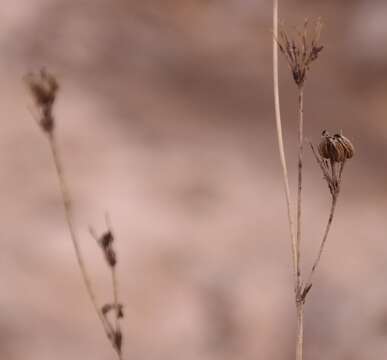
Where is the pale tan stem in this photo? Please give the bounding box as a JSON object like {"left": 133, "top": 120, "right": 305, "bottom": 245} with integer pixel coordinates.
{"left": 48, "top": 133, "right": 121, "bottom": 359}
{"left": 296, "top": 87, "right": 304, "bottom": 288}
{"left": 296, "top": 303, "right": 304, "bottom": 360}
{"left": 305, "top": 194, "right": 338, "bottom": 289}
{"left": 273, "top": 0, "right": 298, "bottom": 289}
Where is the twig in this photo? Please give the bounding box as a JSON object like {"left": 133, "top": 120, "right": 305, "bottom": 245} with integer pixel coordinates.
{"left": 273, "top": 0, "right": 298, "bottom": 290}
{"left": 47, "top": 132, "right": 114, "bottom": 341}
{"left": 273, "top": 3, "right": 303, "bottom": 359}
{"left": 305, "top": 193, "right": 338, "bottom": 290}
{"left": 24, "top": 69, "right": 123, "bottom": 359}
{"left": 296, "top": 87, "right": 304, "bottom": 288}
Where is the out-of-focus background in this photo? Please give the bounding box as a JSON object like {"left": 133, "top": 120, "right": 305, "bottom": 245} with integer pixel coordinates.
{"left": 1, "top": 1, "right": 387, "bottom": 359}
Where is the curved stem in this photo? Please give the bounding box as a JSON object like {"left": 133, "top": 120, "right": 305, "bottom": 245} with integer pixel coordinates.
{"left": 305, "top": 194, "right": 338, "bottom": 288}
{"left": 273, "top": 0, "right": 298, "bottom": 290}
{"left": 48, "top": 133, "right": 121, "bottom": 359}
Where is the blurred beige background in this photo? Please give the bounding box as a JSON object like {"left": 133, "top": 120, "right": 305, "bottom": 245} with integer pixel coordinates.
{"left": 1, "top": 1, "right": 387, "bottom": 359}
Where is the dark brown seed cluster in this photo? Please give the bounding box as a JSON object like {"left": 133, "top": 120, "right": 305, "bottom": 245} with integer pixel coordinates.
{"left": 101, "top": 302, "right": 124, "bottom": 354}
{"left": 311, "top": 130, "right": 354, "bottom": 197}
{"left": 318, "top": 131, "right": 355, "bottom": 163}
{"left": 97, "top": 230, "right": 117, "bottom": 267}
{"left": 276, "top": 18, "right": 324, "bottom": 87}
{"left": 25, "top": 69, "right": 59, "bottom": 133}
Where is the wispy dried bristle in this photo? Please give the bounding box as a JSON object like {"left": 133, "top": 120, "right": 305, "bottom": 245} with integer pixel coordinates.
{"left": 276, "top": 18, "right": 324, "bottom": 87}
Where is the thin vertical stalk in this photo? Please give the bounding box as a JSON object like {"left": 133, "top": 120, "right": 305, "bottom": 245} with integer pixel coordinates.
{"left": 296, "top": 87, "right": 304, "bottom": 289}
{"left": 273, "top": 2, "right": 304, "bottom": 359}
{"left": 296, "top": 304, "right": 304, "bottom": 360}
{"left": 273, "top": 0, "right": 298, "bottom": 289}
{"left": 112, "top": 268, "right": 121, "bottom": 336}
{"left": 47, "top": 132, "right": 121, "bottom": 360}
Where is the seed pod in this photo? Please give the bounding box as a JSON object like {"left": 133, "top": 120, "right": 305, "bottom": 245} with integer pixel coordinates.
{"left": 331, "top": 137, "right": 347, "bottom": 162}
{"left": 333, "top": 134, "right": 354, "bottom": 159}
{"left": 318, "top": 131, "right": 354, "bottom": 163}
{"left": 318, "top": 132, "right": 342, "bottom": 162}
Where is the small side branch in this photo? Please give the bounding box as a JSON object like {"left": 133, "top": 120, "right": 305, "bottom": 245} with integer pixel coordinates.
{"left": 48, "top": 133, "right": 114, "bottom": 342}
{"left": 305, "top": 193, "right": 338, "bottom": 290}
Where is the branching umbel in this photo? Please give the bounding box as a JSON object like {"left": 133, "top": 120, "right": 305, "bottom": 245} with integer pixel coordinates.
{"left": 25, "top": 69, "right": 124, "bottom": 359}
{"left": 276, "top": 18, "right": 323, "bottom": 89}
{"left": 305, "top": 131, "right": 354, "bottom": 291}
{"left": 272, "top": 7, "right": 355, "bottom": 360}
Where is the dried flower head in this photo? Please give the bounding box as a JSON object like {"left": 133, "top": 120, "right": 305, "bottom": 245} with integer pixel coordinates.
{"left": 318, "top": 130, "right": 355, "bottom": 163}
{"left": 276, "top": 18, "right": 324, "bottom": 87}
{"left": 311, "top": 130, "right": 354, "bottom": 196}
{"left": 25, "top": 68, "right": 59, "bottom": 133}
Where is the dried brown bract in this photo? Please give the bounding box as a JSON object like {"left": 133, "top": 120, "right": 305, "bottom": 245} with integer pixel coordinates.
{"left": 25, "top": 68, "right": 59, "bottom": 133}
{"left": 97, "top": 230, "right": 117, "bottom": 267}
{"left": 276, "top": 18, "right": 323, "bottom": 87}
{"left": 102, "top": 303, "right": 124, "bottom": 318}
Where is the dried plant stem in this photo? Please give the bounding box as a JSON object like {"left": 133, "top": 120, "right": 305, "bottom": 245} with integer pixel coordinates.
{"left": 273, "top": 2, "right": 304, "bottom": 359}
{"left": 47, "top": 133, "right": 121, "bottom": 359}
{"left": 296, "top": 304, "right": 304, "bottom": 360}
{"left": 296, "top": 87, "right": 304, "bottom": 288}
{"left": 305, "top": 194, "right": 338, "bottom": 289}
{"left": 112, "top": 267, "right": 121, "bottom": 336}
{"left": 112, "top": 267, "right": 122, "bottom": 359}
{"left": 273, "top": 0, "right": 298, "bottom": 287}
{"left": 295, "top": 87, "right": 305, "bottom": 360}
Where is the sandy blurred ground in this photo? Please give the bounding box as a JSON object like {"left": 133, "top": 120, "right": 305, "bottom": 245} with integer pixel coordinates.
{"left": 0, "top": 1, "right": 387, "bottom": 359}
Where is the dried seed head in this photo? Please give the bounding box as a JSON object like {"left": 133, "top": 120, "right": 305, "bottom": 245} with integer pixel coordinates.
{"left": 25, "top": 69, "right": 58, "bottom": 106}
{"left": 333, "top": 133, "right": 355, "bottom": 159}
{"left": 99, "top": 231, "right": 114, "bottom": 248}
{"left": 96, "top": 230, "right": 117, "bottom": 267}
{"left": 25, "top": 68, "right": 59, "bottom": 133}
{"left": 276, "top": 18, "right": 324, "bottom": 87}
{"left": 318, "top": 131, "right": 354, "bottom": 163}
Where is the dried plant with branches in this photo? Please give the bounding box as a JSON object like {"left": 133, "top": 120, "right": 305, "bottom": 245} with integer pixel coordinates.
{"left": 25, "top": 69, "right": 124, "bottom": 359}
{"left": 272, "top": 2, "right": 355, "bottom": 359}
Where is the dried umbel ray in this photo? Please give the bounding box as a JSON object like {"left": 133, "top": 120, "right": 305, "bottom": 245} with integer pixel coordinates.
{"left": 276, "top": 18, "right": 324, "bottom": 87}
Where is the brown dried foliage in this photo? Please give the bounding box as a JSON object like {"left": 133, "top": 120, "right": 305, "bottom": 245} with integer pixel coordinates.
{"left": 276, "top": 18, "right": 324, "bottom": 87}
{"left": 25, "top": 68, "right": 59, "bottom": 133}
